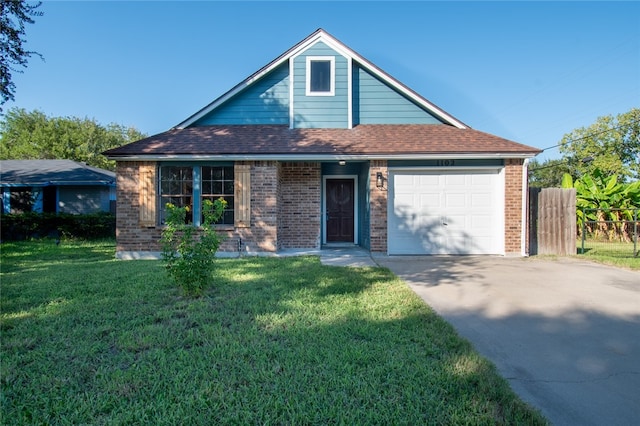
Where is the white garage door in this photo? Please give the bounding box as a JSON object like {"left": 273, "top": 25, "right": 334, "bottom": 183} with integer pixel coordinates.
{"left": 388, "top": 169, "right": 503, "bottom": 255}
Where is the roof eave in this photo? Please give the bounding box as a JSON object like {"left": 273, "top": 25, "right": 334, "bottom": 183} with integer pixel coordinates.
{"left": 106, "top": 152, "right": 540, "bottom": 162}
{"left": 0, "top": 180, "right": 115, "bottom": 187}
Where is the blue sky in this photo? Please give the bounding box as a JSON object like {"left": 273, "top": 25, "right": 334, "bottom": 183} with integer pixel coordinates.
{"left": 7, "top": 1, "right": 640, "bottom": 161}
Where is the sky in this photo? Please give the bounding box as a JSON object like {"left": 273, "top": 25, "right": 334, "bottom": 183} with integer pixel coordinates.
{"left": 6, "top": 1, "right": 640, "bottom": 162}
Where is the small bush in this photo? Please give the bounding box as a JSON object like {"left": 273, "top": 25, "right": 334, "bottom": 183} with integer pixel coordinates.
{"left": 160, "top": 198, "right": 227, "bottom": 296}
{"left": 0, "top": 212, "right": 115, "bottom": 240}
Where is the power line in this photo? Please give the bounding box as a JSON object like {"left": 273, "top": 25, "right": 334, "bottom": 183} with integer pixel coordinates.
{"left": 530, "top": 118, "right": 640, "bottom": 174}
{"left": 540, "top": 119, "right": 640, "bottom": 152}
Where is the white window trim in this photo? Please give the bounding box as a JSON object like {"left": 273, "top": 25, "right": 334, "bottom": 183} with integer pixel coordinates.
{"left": 306, "top": 56, "right": 335, "bottom": 96}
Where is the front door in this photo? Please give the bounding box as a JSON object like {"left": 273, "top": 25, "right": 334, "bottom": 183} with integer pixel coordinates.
{"left": 326, "top": 179, "right": 355, "bottom": 242}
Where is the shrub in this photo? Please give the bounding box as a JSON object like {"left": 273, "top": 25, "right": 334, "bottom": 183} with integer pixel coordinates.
{"left": 0, "top": 212, "right": 115, "bottom": 240}
{"left": 160, "top": 198, "right": 227, "bottom": 296}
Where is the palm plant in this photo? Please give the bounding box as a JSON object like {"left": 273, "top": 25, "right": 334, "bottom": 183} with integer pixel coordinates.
{"left": 563, "top": 169, "right": 640, "bottom": 241}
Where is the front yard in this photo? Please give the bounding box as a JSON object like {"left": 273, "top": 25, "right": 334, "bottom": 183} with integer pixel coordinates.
{"left": 1, "top": 240, "right": 546, "bottom": 424}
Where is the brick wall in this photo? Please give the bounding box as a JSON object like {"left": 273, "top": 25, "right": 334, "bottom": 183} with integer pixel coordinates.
{"left": 115, "top": 161, "right": 162, "bottom": 252}
{"left": 115, "top": 160, "right": 280, "bottom": 255}
{"left": 504, "top": 158, "right": 524, "bottom": 255}
{"left": 278, "top": 162, "right": 321, "bottom": 249}
{"left": 116, "top": 158, "right": 525, "bottom": 256}
{"left": 369, "top": 160, "right": 388, "bottom": 253}
{"left": 238, "top": 161, "right": 279, "bottom": 253}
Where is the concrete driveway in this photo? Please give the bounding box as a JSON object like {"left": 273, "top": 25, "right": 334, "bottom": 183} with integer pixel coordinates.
{"left": 375, "top": 256, "right": 640, "bottom": 426}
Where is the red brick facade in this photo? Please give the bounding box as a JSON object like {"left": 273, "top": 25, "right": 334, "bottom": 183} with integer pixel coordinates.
{"left": 278, "top": 162, "right": 322, "bottom": 249}
{"left": 115, "top": 161, "right": 162, "bottom": 253}
{"left": 504, "top": 159, "right": 525, "bottom": 255}
{"left": 114, "top": 158, "right": 527, "bottom": 257}
{"left": 369, "top": 160, "right": 388, "bottom": 253}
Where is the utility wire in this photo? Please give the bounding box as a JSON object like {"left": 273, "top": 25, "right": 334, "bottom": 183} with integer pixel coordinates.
{"left": 530, "top": 118, "right": 639, "bottom": 174}
{"left": 540, "top": 119, "right": 640, "bottom": 152}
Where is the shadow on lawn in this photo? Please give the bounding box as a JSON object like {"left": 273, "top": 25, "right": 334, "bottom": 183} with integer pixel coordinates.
{"left": 1, "top": 253, "right": 550, "bottom": 424}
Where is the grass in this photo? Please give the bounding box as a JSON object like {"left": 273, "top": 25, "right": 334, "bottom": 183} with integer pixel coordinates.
{"left": 577, "top": 239, "right": 640, "bottom": 270}
{"left": 1, "top": 239, "right": 546, "bottom": 425}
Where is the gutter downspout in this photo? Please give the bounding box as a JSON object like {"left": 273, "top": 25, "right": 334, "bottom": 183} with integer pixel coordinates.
{"left": 521, "top": 158, "right": 530, "bottom": 256}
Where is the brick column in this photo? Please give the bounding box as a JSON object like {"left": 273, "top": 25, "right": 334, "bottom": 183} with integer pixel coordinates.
{"left": 504, "top": 158, "right": 524, "bottom": 255}
{"left": 369, "top": 160, "right": 388, "bottom": 253}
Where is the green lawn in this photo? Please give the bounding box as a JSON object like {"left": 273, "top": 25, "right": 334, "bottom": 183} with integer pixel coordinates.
{"left": 1, "top": 240, "right": 546, "bottom": 425}
{"left": 577, "top": 239, "right": 640, "bottom": 270}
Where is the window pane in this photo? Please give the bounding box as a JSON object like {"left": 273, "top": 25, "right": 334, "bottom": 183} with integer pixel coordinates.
{"left": 223, "top": 210, "right": 234, "bottom": 225}
{"left": 211, "top": 167, "right": 223, "bottom": 180}
{"left": 198, "top": 166, "right": 235, "bottom": 225}
{"left": 310, "top": 60, "right": 331, "bottom": 92}
{"left": 159, "top": 166, "right": 193, "bottom": 224}
{"left": 223, "top": 166, "right": 234, "bottom": 179}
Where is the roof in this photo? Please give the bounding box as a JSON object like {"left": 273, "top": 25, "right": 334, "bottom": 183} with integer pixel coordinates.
{"left": 0, "top": 160, "right": 115, "bottom": 187}
{"left": 103, "top": 124, "right": 541, "bottom": 160}
{"left": 177, "top": 28, "right": 468, "bottom": 129}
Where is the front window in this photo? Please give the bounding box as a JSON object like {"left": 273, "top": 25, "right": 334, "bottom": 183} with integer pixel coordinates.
{"left": 160, "top": 166, "right": 193, "bottom": 223}
{"left": 201, "top": 166, "right": 234, "bottom": 225}
{"left": 159, "top": 165, "right": 234, "bottom": 226}
{"left": 306, "top": 56, "right": 335, "bottom": 96}
{"left": 8, "top": 188, "right": 34, "bottom": 213}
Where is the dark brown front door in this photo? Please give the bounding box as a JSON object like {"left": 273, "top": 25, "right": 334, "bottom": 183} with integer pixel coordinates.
{"left": 326, "top": 179, "right": 354, "bottom": 242}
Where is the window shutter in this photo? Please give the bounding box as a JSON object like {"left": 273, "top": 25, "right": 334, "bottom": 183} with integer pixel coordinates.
{"left": 139, "top": 164, "right": 156, "bottom": 227}
{"left": 234, "top": 164, "right": 250, "bottom": 228}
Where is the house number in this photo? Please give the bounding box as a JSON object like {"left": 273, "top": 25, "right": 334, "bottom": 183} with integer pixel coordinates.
{"left": 437, "top": 160, "right": 456, "bottom": 166}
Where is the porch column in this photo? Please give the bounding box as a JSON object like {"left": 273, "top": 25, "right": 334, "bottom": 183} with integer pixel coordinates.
{"left": 369, "top": 160, "right": 388, "bottom": 253}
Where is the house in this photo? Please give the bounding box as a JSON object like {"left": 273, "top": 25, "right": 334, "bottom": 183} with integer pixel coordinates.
{"left": 104, "top": 29, "right": 540, "bottom": 259}
{"left": 0, "top": 159, "right": 116, "bottom": 214}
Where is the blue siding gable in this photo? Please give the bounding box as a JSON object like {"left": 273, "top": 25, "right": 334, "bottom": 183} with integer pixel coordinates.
{"left": 193, "top": 64, "right": 289, "bottom": 126}
{"left": 292, "top": 41, "right": 349, "bottom": 129}
{"left": 178, "top": 29, "right": 466, "bottom": 130}
{"left": 186, "top": 32, "right": 453, "bottom": 130}
{"left": 353, "top": 65, "right": 443, "bottom": 125}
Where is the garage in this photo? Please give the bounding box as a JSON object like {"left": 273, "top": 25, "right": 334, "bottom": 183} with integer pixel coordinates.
{"left": 388, "top": 169, "right": 504, "bottom": 255}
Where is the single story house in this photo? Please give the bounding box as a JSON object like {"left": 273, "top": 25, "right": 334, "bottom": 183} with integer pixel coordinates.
{"left": 0, "top": 159, "right": 116, "bottom": 214}
{"left": 105, "top": 28, "right": 540, "bottom": 259}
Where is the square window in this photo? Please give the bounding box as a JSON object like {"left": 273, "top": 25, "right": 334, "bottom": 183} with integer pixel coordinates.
{"left": 306, "top": 56, "right": 335, "bottom": 96}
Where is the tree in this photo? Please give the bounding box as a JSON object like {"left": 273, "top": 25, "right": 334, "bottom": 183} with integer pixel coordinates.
{"left": 559, "top": 108, "right": 640, "bottom": 182}
{"left": 0, "top": 108, "right": 146, "bottom": 170}
{"left": 528, "top": 158, "right": 573, "bottom": 188}
{"left": 0, "top": 1, "right": 43, "bottom": 111}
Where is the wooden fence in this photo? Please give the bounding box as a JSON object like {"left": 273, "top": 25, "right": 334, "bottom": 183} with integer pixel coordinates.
{"left": 529, "top": 188, "right": 576, "bottom": 256}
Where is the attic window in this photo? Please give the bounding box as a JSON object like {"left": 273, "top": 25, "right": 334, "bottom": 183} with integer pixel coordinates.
{"left": 306, "top": 56, "right": 335, "bottom": 96}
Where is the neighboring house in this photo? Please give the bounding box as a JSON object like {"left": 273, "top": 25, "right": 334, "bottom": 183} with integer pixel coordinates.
{"left": 0, "top": 160, "right": 116, "bottom": 214}
{"left": 104, "top": 28, "right": 540, "bottom": 259}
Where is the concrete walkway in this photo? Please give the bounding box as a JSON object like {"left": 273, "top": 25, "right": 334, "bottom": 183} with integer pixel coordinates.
{"left": 319, "top": 246, "right": 378, "bottom": 267}
{"left": 375, "top": 256, "right": 640, "bottom": 426}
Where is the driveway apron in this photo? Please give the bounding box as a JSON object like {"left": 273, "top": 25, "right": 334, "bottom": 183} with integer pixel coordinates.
{"left": 375, "top": 256, "right": 640, "bottom": 426}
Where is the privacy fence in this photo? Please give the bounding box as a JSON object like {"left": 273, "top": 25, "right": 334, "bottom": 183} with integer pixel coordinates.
{"left": 529, "top": 188, "right": 576, "bottom": 256}
{"left": 529, "top": 188, "right": 639, "bottom": 258}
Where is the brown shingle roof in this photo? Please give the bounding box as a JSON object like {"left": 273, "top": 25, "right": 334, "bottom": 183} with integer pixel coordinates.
{"left": 104, "top": 124, "right": 541, "bottom": 158}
